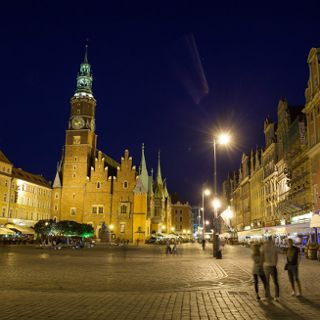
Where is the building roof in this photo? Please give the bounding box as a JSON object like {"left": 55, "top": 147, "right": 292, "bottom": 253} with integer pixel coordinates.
{"left": 12, "top": 168, "right": 51, "bottom": 188}
{"left": 0, "top": 150, "right": 12, "bottom": 164}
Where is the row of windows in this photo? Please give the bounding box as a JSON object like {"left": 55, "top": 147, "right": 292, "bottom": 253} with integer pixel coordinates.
{"left": 19, "top": 184, "right": 51, "bottom": 197}
{"left": 1, "top": 207, "right": 49, "bottom": 220}
{"left": 2, "top": 193, "right": 51, "bottom": 209}
{"left": 92, "top": 205, "right": 104, "bottom": 214}
{"left": 1, "top": 166, "right": 11, "bottom": 174}
{"left": 70, "top": 177, "right": 128, "bottom": 190}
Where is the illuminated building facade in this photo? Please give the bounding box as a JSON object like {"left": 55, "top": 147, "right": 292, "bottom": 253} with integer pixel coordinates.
{"left": 52, "top": 48, "right": 172, "bottom": 241}
{"left": 0, "top": 150, "right": 51, "bottom": 227}
{"left": 171, "top": 201, "right": 192, "bottom": 235}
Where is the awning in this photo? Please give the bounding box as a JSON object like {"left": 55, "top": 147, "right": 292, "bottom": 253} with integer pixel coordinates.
{"left": 0, "top": 227, "right": 16, "bottom": 235}
{"left": 5, "top": 224, "right": 35, "bottom": 235}
{"left": 268, "top": 222, "right": 312, "bottom": 235}
{"left": 310, "top": 214, "right": 320, "bottom": 228}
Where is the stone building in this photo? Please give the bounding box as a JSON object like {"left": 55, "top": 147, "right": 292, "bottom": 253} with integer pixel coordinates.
{"left": 171, "top": 201, "right": 192, "bottom": 234}
{"left": 51, "top": 48, "right": 172, "bottom": 241}
{"left": 262, "top": 116, "right": 278, "bottom": 226}
{"left": 249, "top": 148, "right": 264, "bottom": 229}
{"left": 0, "top": 150, "right": 51, "bottom": 227}
{"left": 303, "top": 47, "right": 320, "bottom": 213}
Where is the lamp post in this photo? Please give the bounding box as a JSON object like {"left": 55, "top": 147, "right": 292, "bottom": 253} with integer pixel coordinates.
{"left": 201, "top": 187, "right": 211, "bottom": 241}
{"left": 213, "top": 133, "right": 231, "bottom": 259}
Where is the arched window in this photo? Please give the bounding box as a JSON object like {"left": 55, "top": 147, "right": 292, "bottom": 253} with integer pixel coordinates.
{"left": 123, "top": 181, "right": 128, "bottom": 189}
{"left": 97, "top": 182, "right": 101, "bottom": 189}
{"left": 121, "top": 205, "right": 127, "bottom": 213}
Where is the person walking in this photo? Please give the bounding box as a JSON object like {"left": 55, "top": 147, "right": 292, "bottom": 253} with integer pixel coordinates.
{"left": 251, "top": 243, "right": 267, "bottom": 300}
{"left": 165, "top": 239, "right": 171, "bottom": 254}
{"left": 202, "top": 238, "right": 206, "bottom": 250}
{"left": 261, "top": 236, "right": 280, "bottom": 301}
{"left": 286, "top": 238, "right": 302, "bottom": 296}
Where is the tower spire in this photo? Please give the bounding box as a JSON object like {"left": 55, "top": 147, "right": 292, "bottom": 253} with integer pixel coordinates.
{"left": 74, "top": 44, "right": 93, "bottom": 97}
{"left": 139, "top": 143, "right": 149, "bottom": 190}
{"left": 156, "top": 149, "right": 163, "bottom": 185}
{"left": 84, "top": 44, "right": 88, "bottom": 63}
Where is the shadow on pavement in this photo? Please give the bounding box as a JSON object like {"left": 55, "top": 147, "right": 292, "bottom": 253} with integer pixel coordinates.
{"left": 258, "top": 300, "right": 304, "bottom": 320}
{"left": 296, "top": 296, "right": 320, "bottom": 310}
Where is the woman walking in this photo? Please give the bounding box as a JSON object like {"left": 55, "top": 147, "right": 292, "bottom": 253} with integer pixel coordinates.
{"left": 252, "top": 243, "right": 267, "bottom": 300}
{"left": 286, "top": 238, "right": 302, "bottom": 296}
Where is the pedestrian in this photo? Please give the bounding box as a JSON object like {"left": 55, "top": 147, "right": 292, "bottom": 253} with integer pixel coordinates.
{"left": 202, "top": 238, "right": 206, "bottom": 250}
{"left": 261, "top": 236, "right": 280, "bottom": 301}
{"left": 286, "top": 238, "right": 302, "bottom": 297}
{"left": 251, "top": 243, "right": 267, "bottom": 300}
{"left": 165, "top": 239, "right": 171, "bottom": 254}
{"left": 172, "top": 240, "right": 177, "bottom": 254}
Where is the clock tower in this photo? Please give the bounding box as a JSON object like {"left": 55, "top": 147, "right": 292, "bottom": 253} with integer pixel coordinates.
{"left": 60, "top": 46, "right": 97, "bottom": 221}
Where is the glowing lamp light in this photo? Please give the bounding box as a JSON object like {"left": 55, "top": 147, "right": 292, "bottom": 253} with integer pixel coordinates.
{"left": 109, "top": 224, "right": 114, "bottom": 231}
{"left": 205, "top": 220, "right": 210, "bottom": 225}
{"left": 212, "top": 198, "right": 222, "bottom": 210}
{"left": 183, "top": 229, "right": 186, "bottom": 234}
{"left": 161, "top": 225, "right": 166, "bottom": 230}
{"left": 171, "top": 227, "right": 175, "bottom": 232}
{"left": 204, "top": 189, "right": 211, "bottom": 196}
{"left": 217, "top": 133, "right": 231, "bottom": 145}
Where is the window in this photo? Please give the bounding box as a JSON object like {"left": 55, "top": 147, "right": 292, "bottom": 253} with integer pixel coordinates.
{"left": 97, "top": 182, "right": 101, "bottom": 189}
{"left": 5, "top": 180, "right": 8, "bottom": 187}
{"left": 54, "top": 205, "right": 58, "bottom": 211}
{"left": 123, "top": 181, "right": 128, "bottom": 189}
{"left": 98, "top": 206, "right": 104, "bottom": 214}
{"left": 55, "top": 193, "right": 59, "bottom": 199}
{"left": 73, "top": 165, "right": 76, "bottom": 170}
{"left": 2, "top": 207, "right": 5, "bottom": 217}
{"left": 72, "top": 173, "right": 76, "bottom": 178}
{"left": 72, "top": 193, "right": 76, "bottom": 200}
{"left": 70, "top": 207, "right": 77, "bottom": 215}
{"left": 73, "top": 136, "right": 81, "bottom": 145}
{"left": 120, "top": 223, "right": 125, "bottom": 233}
{"left": 3, "top": 193, "right": 7, "bottom": 202}
{"left": 74, "top": 157, "right": 78, "bottom": 161}
{"left": 77, "top": 109, "right": 80, "bottom": 114}
{"left": 92, "top": 206, "right": 97, "bottom": 214}
{"left": 121, "top": 205, "right": 127, "bottom": 213}
{"left": 9, "top": 209, "right": 12, "bottom": 218}
{"left": 180, "top": 217, "right": 183, "bottom": 222}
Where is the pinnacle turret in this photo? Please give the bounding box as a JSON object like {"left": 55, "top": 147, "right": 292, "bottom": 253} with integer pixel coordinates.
{"left": 139, "top": 143, "right": 149, "bottom": 191}
{"left": 156, "top": 149, "right": 163, "bottom": 185}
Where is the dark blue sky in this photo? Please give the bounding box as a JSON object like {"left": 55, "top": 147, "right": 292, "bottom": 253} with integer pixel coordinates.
{"left": 0, "top": 2, "right": 319, "bottom": 205}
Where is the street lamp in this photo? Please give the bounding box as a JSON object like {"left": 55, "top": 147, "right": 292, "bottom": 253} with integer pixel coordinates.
{"left": 201, "top": 187, "right": 211, "bottom": 241}
{"left": 213, "top": 132, "right": 231, "bottom": 259}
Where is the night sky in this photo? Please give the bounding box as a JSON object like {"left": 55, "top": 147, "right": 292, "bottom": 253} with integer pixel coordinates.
{"left": 1, "top": 2, "right": 320, "bottom": 205}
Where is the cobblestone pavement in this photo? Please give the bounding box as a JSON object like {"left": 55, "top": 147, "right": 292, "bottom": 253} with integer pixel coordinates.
{"left": 0, "top": 243, "right": 319, "bottom": 319}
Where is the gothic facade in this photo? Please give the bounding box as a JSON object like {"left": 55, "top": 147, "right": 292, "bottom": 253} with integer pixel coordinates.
{"left": 51, "top": 48, "right": 172, "bottom": 241}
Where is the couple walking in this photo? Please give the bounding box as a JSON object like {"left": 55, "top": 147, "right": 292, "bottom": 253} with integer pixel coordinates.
{"left": 252, "top": 237, "right": 301, "bottom": 301}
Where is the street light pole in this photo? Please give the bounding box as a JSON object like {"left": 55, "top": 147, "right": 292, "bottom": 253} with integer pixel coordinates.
{"left": 212, "top": 133, "right": 231, "bottom": 258}
{"left": 213, "top": 138, "right": 219, "bottom": 258}
{"left": 202, "top": 187, "right": 205, "bottom": 241}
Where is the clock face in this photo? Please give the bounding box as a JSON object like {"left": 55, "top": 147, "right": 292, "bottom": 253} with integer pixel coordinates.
{"left": 72, "top": 116, "right": 85, "bottom": 130}
{"left": 90, "top": 119, "right": 95, "bottom": 131}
